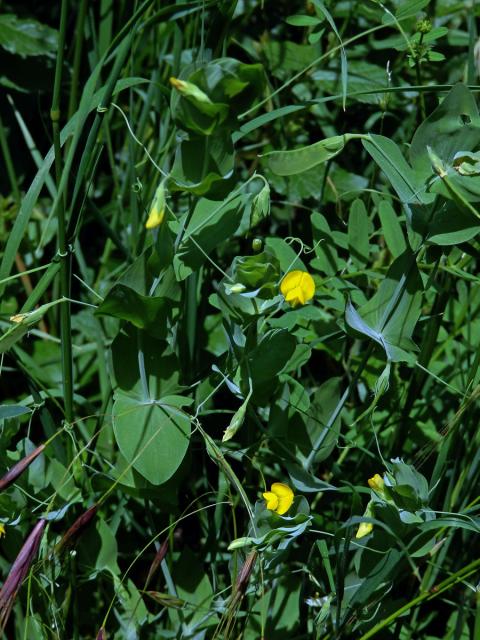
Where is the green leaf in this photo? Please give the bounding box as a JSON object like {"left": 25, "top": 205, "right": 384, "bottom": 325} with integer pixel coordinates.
{"left": 0, "top": 405, "right": 31, "bottom": 420}
{"left": 410, "top": 84, "right": 480, "bottom": 198}
{"left": 244, "top": 329, "right": 297, "bottom": 404}
{"left": 345, "top": 250, "right": 423, "bottom": 362}
{"left": 286, "top": 15, "right": 321, "bottom": 27}
{"left": 110, "top": 327, "right": 180, "bottom": 397}
{"left": 427, "top": 199, "right": 480, "bottom": 245}
{"left": 348, "top": 199, "right": 372, "bottom": 267}
{"left": 113, "top": 392, "right": 191, "bottom": 485}
{"left": 311, "top": 212, "right": 343, "bottom": 275}
{"left": 96, "top": 284, "right": 173, "bottom": 339}
{"left": 294, "top": 377, "right": 343, "bottom": 465}
{"left": 378, "top": 200, "right": 407, "bottom": 257}
{"left": 395, "top": 0, "right": 431, "bottom": 20}
{"left": 312, "top": 60, "right": 388, "bottom": 105}
{"left": 169, "top": 134, "right": 235, "bottom": 197}
{"left": 363, "top": 134, "right": 428, "bottom": 204}
{"left": 228, "top": 250, "right": 280, "bottom": 298}
{"left": 173, "top": 193, "right": 250, "bottom": 280}
{"left": 0, "top": 14, "right": 58, "bottom": 57}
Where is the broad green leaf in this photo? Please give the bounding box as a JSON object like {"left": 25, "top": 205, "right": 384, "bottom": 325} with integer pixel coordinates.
{"left": 348, "top": 199, "right": 371, "bottom": 267}
{"left": 173, "top": 194, "right": 250, "bottom": 280}
{"left": 95, "top": 284, "right": 172, "bottom": 339}
{"left": 169, "top": 133, "right": 235, "bottom": 197}
{"left": 395, "top": 0, "right": 431, "bottom": 20}
{"left": 228, "top": 250, "right": 280, "bottom": 298}
{"left": 0, "top": 14, "right": 57, "bottom": 57}
{"left": 244, "top": 329, "right": 297, "bottom": 404}
{"left": 113, "top": 392, "right": 191, "bottom": 485}
{"left": 345, "top": 250, "right": 423, "bottom": 362}
{"left": 169, "top": 548, "right": 217, "bottom": 630}
{"left": 110, "top": 327, "right": 180, "bottom": 396}
{"left": 261, "top": 40, "right": 319, "bottom": 78}
{"left": 311, "top": 212, "right": 343, "bottom": 275}
{"left": 378, "top": 200, "right": 407, "bottom": 257}
{"left": 0, "top": 405, "right": 31, "bottom": 420}
{"left": 265, "top": 237, "right": 306, "bottom": 272}
{"left": 363, "top": 134, "right": 428, "bottom": 204}
{"left": 427, "top": 199, "right": 480, "bottom": 245}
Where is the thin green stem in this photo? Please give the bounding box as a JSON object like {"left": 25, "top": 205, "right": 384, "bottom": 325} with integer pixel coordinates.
{"left": 51, "top": 0, "right": 74, "bottom": 424}
{"left": 68, "top": 0, "right": 89, "bottom": 119}
{"left": 0, "top": 113, "right": 20, "bottom": 202}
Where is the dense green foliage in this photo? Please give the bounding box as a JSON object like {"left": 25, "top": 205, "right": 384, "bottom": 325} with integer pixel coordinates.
{"left": 1, "top": 1, "right": 480, "bottom": 638}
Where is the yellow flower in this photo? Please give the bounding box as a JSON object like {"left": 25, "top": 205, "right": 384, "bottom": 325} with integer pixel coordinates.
{"left": 145, "top": 182, "right": 166, "bottom": 230}
{"left": 262, "top": 482, "right": 294, "bottom": 515}
{"left": 145, "top": 206, "right": 164, "bottom": 230}
{"left": 0, "top": 523, "right": 6, "bottom": 538}
{"left": 280, "top": 271, "right": 315, "bottom": 308}
{"left": 355, "top": 522, "right": 373, "bottom": 539}
{"left": 356, "top": 500, "right": 375, "bottom": 538}
{"left": 368, "top": 473, "right": 385, "bottom": 493}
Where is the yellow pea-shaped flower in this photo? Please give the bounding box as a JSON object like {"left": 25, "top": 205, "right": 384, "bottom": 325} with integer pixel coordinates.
{"left": 262, "top": 482, "right": 294, "bottom": 515}
{"left": 280, "top": 271, "right": 315, "bottom": 308}
{"left": 145, "top": 182, "right": 166, "bottom": 230}
{"left": 368, "top": 473, "right": 385, "bottom": 494}
{"left": 355, "top": 522, "right": 373, "bottom": 539}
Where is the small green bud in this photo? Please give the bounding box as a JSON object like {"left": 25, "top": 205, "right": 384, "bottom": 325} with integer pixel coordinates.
{"left": 252, "top": 238, "right": 263, "bottom": 253}
{"left": 227, "top": 283, "right": 247, "bottom": 294}
{"left": 416, "top": 18, "right": 432, "bottom": 34}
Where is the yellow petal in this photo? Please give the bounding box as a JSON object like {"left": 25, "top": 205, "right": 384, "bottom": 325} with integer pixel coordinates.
{"left": 169, "top": 77, "right": 187, "bottom": 91}
{"left": 0, "top": 524, "right": 5, "bottom": 538}
{"left": 368, "top": 474, "right": 385, "bottom": 493}
{"left": 146, "top": 181, "right": 166, "bottom": 230}
{"left": 280, "top": 271, "right": 315, "bottom": 308}
{"left": 355, "top": 522, "right": 373, "bottom": 539}
{"left": 145, "top": 206, "right": 164, "bottom": 229}
{"left": 263, "top": 491, "right": 279, "bottom": 512}
{"left": 271, "top": 482, "right": 294, "bottom": 515}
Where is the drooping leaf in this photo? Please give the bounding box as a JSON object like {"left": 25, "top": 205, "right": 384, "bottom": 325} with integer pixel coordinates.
{"left": 95, "top": 284, "right": 173, "bottom": 339}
